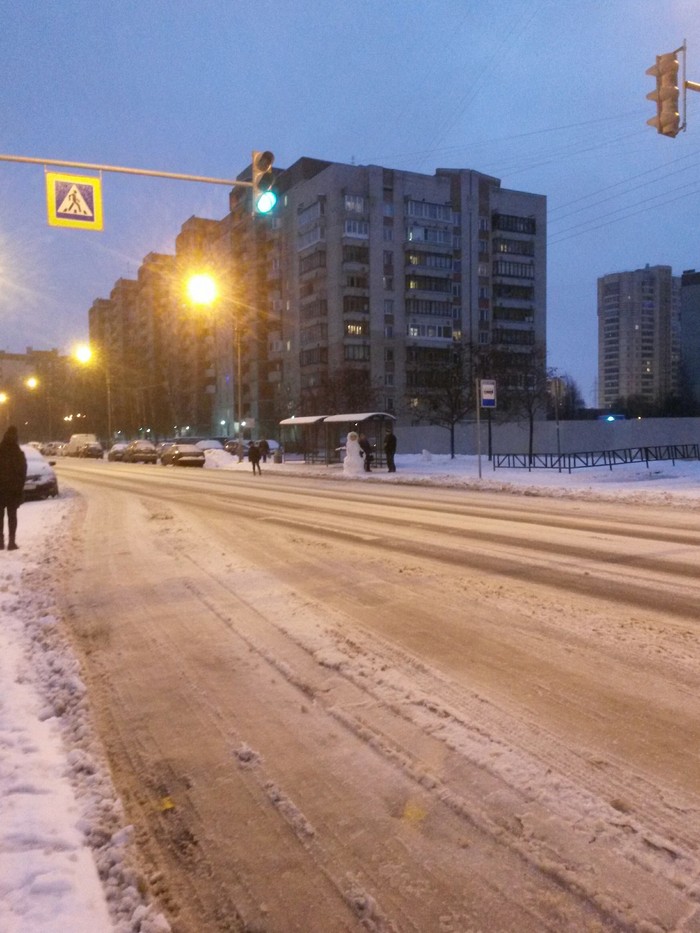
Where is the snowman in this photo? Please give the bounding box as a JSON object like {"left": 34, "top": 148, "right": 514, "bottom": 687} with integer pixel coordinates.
{"left": 343, "top": 431, "right": 364, "bottom": 475}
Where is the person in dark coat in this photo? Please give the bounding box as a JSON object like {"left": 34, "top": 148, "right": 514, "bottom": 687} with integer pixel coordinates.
{"left": 258, "top": 438, "right": 270, "bottom": 463}
{"left": 384, "top": 427, "right": 397, "bottom": 472}
{"left": 0, "top": 425, "right": 27, "bottom": 550}
{"left": 248, "top": 441, "right": 262, "bottom": 475}
{"left": 358, "top": 433, "right": 372, "bottom": 472}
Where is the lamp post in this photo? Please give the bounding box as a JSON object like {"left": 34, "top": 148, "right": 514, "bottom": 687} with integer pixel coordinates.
{"left": 184, "top": 271, "right": 247, "bottom": 441}
{"left": 74, "top": 344, "right": 113, "bottom": 442}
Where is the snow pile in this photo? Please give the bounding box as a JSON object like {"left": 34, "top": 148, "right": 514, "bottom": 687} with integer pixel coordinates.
{"left": 0, "top": 493, "right": 170, "bottom": 933}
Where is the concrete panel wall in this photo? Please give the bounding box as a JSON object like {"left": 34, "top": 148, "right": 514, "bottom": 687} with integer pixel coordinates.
{"left": 394, "top": 418, "right": 700, "bottom": 456}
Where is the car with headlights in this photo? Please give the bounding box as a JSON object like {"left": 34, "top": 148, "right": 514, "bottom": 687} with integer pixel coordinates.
{"left": 22, "top": 445, "right": 59, "bottom": 500}
{"left": 160, "top": 443, "right": 206, "bottom": 467}
{"left": 123, "top": 440, "right": 158, "bottom": 463}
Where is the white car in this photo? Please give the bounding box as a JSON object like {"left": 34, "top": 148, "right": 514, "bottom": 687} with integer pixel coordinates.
{"left": 22, "top": 445, "right": 59, "bottom": 500}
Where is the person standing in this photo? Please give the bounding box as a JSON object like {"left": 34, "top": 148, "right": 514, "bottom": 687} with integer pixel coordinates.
{"left": 258, "top": 438, "right": 270, "bottom": 463}
{"left": 0, "top": 425, "right": 27, "bottom": 551}
{"left": 358, "top": 433, "right": 372, "bottom": 472}
{"left": 248, "top": 441, "right": 262, "bottom": 475}
{"left": 384, "top": 427, "right": 397, "bottom": 473}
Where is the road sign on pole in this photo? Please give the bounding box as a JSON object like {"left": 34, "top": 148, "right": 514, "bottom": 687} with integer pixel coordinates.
{"left": 480, "top": 379, "right": 497, "bottom": 408}
{"left": 46, "top": 172, "right": 103, "bottom": 230}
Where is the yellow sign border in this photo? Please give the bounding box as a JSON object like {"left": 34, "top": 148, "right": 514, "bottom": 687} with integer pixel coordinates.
{"left": 46, "top": 172, "right": 103, "bottom": 230}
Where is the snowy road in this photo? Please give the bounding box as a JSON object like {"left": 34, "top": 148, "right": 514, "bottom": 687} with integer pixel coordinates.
{"left": 56, "top": 460, "right": 700, "bottom": 932}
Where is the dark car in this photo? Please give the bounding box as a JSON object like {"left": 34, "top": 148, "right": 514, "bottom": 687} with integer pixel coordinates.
{"left": 160, "top": 443, "right": 206, "bottom": 467}
{"left": 107, "top": 442, "right": 129, "bottom": 461}
{"left": 123, "top": 440, "right": 158, "bottom": 463}
{"left": 77, "top": 442, "right": 104, "bottom": 459}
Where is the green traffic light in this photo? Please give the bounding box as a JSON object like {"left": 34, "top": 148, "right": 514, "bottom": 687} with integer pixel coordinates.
{"left": 255, "top": 189, "right": 277, "bottom": 214}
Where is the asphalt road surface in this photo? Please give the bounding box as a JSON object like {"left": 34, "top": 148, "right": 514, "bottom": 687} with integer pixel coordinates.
{"left": 55, "top": 459, "right": 700, "bottom": 933}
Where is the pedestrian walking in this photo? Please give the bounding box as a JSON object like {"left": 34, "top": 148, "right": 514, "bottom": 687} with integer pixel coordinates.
{"left": 358, "top": 433, "right": 373, "bottom": 472}
{"left": 248, "top": 441, "right": 262, "bottom": 475}
{"left": 0, "top": 425, "right": 27, "bottom": 551}
{"left": 258, "top": 438, "right": 270, "bottom": 463}
{"left": 384, "top": 427, "right": 397, "bottom": 472}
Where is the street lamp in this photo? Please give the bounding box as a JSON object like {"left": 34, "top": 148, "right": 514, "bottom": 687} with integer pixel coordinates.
{"left": 74, "top": 343, "right": 113, "bottom": 442}
{"left": 184, "top": 271, "right": 242, "bottom": 440}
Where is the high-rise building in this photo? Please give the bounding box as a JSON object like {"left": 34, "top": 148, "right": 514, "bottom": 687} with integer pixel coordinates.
{"left": 90, "top": 157, "right": 547, "bottom": 441}
{"left": 597, "top": 265, "right": 680, "bottom": 410}
{"left": 680, "top": 269, "right": 700, "bottom": 412}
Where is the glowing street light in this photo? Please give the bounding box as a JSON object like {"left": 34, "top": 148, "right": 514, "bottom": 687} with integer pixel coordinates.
{"left": 73, "top": 343, "right": 112, "bottom": 441}
{"left": 186, "top": 272, "right": 218, "bottom": 306}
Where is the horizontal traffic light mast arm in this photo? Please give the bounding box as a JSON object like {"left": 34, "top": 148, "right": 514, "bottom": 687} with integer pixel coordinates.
{"left": 0, "top": 153, "right": 253, "bottom": 188}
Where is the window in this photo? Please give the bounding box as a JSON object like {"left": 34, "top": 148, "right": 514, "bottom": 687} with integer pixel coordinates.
{"left": 492, "top": 260, "right": 535, "bottom": 279}
{"left": 492, "top": 213, "right": 536, "bottom": 234}
{"left": 406, "top": 225, "right": 452, "bottom": 246}
{"left": 298, "top": 200, "right": 324, "bottom": 227}
{"left": 405, "top": 298, "right": 451, "bottom": 316}
{"left": 344, "top": 220, "right": 369, "bottom": 238}
{"left": 343, "top": 295, "right": 369, "bottom": 314}
{"left": 384, "top": 299, "right": 394, "bottom": 315}
{"left": 405, "top": 199, "right": 452, "bottom": 222}
{"left": 406, "top": 275, "right": 451, "bottom": 293}
{"left": 344, "top": 345, "right": 370, "bottom": 361}
{"left": 383, "top": 226, "right": 394, "bottom": 242}
{"left": 383, "top": 276, "right": 394, "bottom": 290}
{"left": 345, "top": 321, "right": 369, "bottom": 337}
{"left": 300, "top": 346, "right": 328, "bottom": 366}
{"left": 342, "top": 245, "right": 369, "bottom": 264}
{"left": 493, "top": 237, "right": 534, "bottom": 257}
{"left": 346, "top": 273, "right": 368, "bottom": 289}
{"left": 407, "top": 323, "right": 453, "bottom": 339}
{"left": 344, "top": 194, "right": 365, "bottom": 214}
{"left": 406, "top": 251, "right": 453, "bottom": 270}
{"left": 298, "top": 225, "right": 324, "bottom": 250}
{"left": 299, "top": 250, "right": 326, "bottom": 274}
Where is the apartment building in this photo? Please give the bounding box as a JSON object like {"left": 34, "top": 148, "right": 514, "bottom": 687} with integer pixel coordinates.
{"left": 597, "top": 265, "right": 680, "bottom": 410}
{"left": 680, "top": 269, "right": 700, "bottom": 412}
{"left": 89, "top": 157, "right": 547, "bottom": 441}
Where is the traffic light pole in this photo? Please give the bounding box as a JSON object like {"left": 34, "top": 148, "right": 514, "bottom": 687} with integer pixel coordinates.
{"left": 0, "top": 153, "right": 254, "bottom": 190}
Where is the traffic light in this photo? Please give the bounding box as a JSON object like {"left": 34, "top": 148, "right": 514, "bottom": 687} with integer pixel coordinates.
{"left": 251, "top": 150, "right": 277, "bottom": 214}
{"left": 646, "top": 51, "right": 681, "bottom": 137}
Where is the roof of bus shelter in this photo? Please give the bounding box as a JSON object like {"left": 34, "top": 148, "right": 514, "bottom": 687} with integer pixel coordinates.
{"left": 279, "top": 412, "right": 396, "bottom": 426}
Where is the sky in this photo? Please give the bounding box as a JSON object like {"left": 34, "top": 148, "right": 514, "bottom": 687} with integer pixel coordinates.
{"left": 4, "top": 448, "right": 700, "bottom": 931}
{"left": 1, "top": 1, "right": 699, "bottom": 406}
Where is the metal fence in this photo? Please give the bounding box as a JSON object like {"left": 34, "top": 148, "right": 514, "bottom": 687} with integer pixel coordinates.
{"left": 493, "top": 444, "right": 700, "bottom": 473}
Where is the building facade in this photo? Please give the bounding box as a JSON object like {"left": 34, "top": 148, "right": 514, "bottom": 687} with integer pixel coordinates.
{"left": 597, "top": 265, "right": 680, "bottom": 410}
{"left": 88, "top": 157, "right": 547, "bottom": 442}
{"left": 680, "top": 269, "right": 700, "bottom": 412}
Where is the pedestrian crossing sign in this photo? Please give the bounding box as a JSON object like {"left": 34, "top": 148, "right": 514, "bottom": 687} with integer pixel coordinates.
{"left": 46, "top": 172, "right": 103, "bottom": 230}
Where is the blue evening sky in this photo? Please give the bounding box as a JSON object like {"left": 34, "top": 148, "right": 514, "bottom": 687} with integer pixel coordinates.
{"left": 1, "top": 0, "right": 698, "bottom": 404}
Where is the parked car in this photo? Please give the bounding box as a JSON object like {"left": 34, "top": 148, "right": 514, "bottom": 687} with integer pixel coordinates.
{"left": 77, "top": 442, "right": 104, "bottom": 459}
{"left": 107, "top": 442, "right": 129, "bottom": 461}
{"left": 224, "top": 438, "right": 280, "bottom": 457}
{"left": 160, "top": 443, "right": 206, "bottom": 467}
{"left": 123, "top": 440, "right": 158, "bottom": 463}
{"left": 195, "top": 439, "right": 224, "bottom": 451}
{"left": 22, "top": 445, "right": 59, "bottom": 500}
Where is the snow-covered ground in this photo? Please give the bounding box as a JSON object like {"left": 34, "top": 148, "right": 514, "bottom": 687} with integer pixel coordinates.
{"left": 2, "top": 452, "right": 699, "bottom": 932}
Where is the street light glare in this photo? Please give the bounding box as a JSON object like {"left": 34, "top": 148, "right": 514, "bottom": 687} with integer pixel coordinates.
{"left": 75, "top": 344, "right": 92, "bottom": 364}
{"left": 186, "top": 273, "right": 218, "bottom": 306}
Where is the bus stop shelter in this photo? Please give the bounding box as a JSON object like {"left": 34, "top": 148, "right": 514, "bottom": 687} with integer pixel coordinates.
{"left": 280, "top": 412, "right": 396, "bottom": 465}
